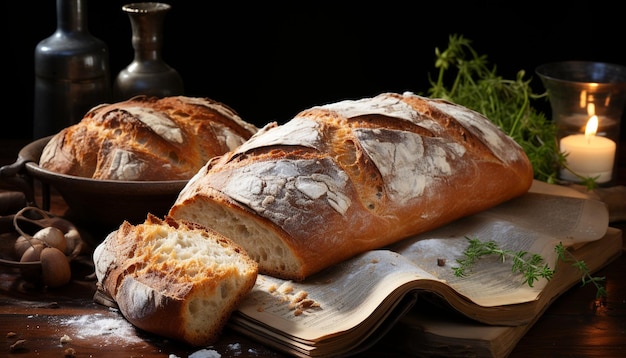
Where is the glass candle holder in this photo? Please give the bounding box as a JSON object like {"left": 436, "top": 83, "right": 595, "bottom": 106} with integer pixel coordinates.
{"left": 536, "top": 61, "right": 626, "bottom": 185}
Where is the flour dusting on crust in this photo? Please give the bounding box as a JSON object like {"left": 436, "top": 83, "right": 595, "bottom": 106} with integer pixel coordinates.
{"left": 428, "top": 100, "right": 520, "bottom": 163}
{"left": 354, "top": 127, "right": 465, "bottom": 203}
{"left": 318, "top": 94, "right": 419, "bottom": 123}
{"left": 218, "top": 158, "right": 351, "bottom": 235}
{"left": 236, "top": 117, "right": 321, "bottom": 153}
{"left": 124, "top": 107, "right": 183, "bottom": 144}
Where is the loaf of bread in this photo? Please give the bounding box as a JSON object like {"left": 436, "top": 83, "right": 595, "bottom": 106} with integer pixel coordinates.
{"left": 168, "top": 92, "right": 534, "bottom": 281}
{"left": 92, "top": 214, "right": 258, "bottom": 346}
{"left": 39, "top": 95, "right": 258, "bottom": 181}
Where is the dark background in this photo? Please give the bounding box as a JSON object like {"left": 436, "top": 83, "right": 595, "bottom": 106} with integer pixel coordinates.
{"left": 5, "top": 1, "right": 626, "bottom": 140}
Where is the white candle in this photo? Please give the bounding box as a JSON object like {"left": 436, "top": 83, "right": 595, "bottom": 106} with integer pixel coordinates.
{"left": 559, "top": 115, "right": 616, "bottom": 183}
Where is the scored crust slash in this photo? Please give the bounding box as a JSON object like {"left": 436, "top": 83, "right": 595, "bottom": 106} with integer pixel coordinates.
{"left": 169, "top": 91, "right": 534, "bottom": 281}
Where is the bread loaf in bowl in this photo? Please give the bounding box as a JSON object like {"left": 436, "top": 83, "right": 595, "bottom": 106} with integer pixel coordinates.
{"left": 93, "top": 214, "right": 258, "bottom": 346}
{"left": 39, "top": 95, "right": 259, "bottom": 181}
{"left": 168, "top": 92, "right": 534, "bottom": 281}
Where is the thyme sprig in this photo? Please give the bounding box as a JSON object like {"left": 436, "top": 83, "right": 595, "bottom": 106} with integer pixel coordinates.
{"left": 453, "top": 237, "right": 607, "bottom": 298}
{"left": 555, "top": 242, "right": 607, "bottom": 299}
{"left": 425, "top": 34, "right": 598, "bottom": 189}
{"left": 452, "top": 237, "right": 554, "bottom": 287}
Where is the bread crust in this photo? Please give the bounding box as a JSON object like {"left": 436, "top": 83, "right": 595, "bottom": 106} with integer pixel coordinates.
{"left": 39, "top": 95, "right": 258, "bottom": 181}
{"left": 93, "top": 214, "right": 258, "bottom": 346}
{"left": 169, "top": 92, "right": 534, "bottom": 280}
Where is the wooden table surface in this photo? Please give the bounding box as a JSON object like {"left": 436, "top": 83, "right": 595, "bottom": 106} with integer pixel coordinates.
{"left": 1, "top": 138, "right": 625, "bottom": 358}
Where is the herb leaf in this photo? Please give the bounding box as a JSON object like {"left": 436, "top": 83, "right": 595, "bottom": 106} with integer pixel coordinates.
{"left": 425, "top": 34, "right": 590, "bottom": 186}
{"left": 453, "top": 237, "right": 554, "bottom": 288}
{"left": 453, "top": 238, "right": 606, "bottom": 298}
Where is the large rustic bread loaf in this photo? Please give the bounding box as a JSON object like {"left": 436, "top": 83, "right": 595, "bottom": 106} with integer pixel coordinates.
{"left": 39, "top": 95, "right": 258, "bottom": 181}
{"left": 92, "top": 214, "right": 258, "bottom": 346}
{"left": 168, "top": 92, "right": 534, "bottom": 281}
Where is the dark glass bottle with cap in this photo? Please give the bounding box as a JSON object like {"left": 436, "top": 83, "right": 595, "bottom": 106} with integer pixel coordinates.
{"left": 33, "top": 0, "right": 111, "bottom": 139}
{"left": 113, "top": 2, "right": 183, "bottom": 101}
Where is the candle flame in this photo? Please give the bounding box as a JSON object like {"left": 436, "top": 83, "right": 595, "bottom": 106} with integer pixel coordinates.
{"left": 584, "top": 115, "right": 598, "bottom": 142}
{"left": 587, "top": 103, "right": 595, "bottom": 116}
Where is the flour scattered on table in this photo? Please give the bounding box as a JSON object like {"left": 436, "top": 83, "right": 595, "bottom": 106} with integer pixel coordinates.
{"left": 55, "top": 313, "right": 144, "bottom": 345}
{"left": 188, "top": 348, "right": 221, "bottom": 358}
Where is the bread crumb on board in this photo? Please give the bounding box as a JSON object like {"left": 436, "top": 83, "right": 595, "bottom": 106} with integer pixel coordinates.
{"left": 64, "top": 347, "right": 77, "bottom": 357}
{"left": 277, "top": 282, "right": 294, "bottom": 294}
{"left": 260, "top": 282, "right": 322, "bottom": 316}
{"left": 9, "top": 339, "right": 27, "bottom": 352}
{"left": 60, "top": 334, "right": 72, "bottom": 344}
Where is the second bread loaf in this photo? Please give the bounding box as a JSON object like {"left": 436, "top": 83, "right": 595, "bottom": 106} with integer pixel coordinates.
{"left": 39, "top": 95, "right": 259, "bottom": 181}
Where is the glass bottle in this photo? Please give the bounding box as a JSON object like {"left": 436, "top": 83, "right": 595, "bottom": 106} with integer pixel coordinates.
{"left": 113, "top": 2, "right": 184, "bottom": 101}
{"left": 33, "top": 0, "right": 111, "bottom": 139}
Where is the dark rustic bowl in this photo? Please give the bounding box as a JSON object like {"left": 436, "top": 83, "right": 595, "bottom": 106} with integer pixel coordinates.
{"left": 1, "top": 136, "right": 188, "bottom": 233}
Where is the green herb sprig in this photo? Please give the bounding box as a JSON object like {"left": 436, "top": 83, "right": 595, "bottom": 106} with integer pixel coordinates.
{"left": 453, "top": 237, "right": 607, "bottom": 298}
{"left": 425, "top": 34, "right": 598, "bottom": 188}
{"left": 554, "top": 242, "right": 607, "bottom": 299}
{"left": 452, "top": 237, "right": 554, "bottom": 287}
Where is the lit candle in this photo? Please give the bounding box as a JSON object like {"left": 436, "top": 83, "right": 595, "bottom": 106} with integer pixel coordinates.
{"left": 559, "top": 115, "right": 616, "bottom": 183}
